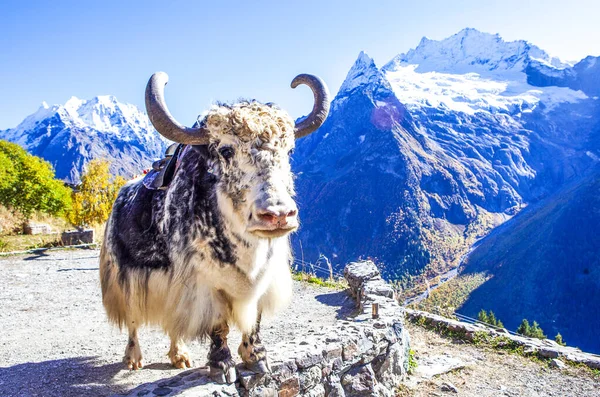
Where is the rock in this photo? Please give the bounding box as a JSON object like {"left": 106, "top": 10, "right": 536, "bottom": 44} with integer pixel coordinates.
{"left": 296, "top": 350, "right": 324, "bottom": 369}
{"left": 342, "top": 364, "right": 377, "bottom": 395}
{"left": 440, "top": 382, "right": 458, "bottom": 393}
{"left": 237, "top": 366, "right": 266, "bottom": 389}
{"left": 342, "top": 340, "right": 359, "bottom": 361}
{"left": 362, "top": 280, "right": 395, "bottom": 299}
{"left": 323, "top": 343, "right": 343, "bottom": 361}
{"left": 373, "top": 342, "right": 406, "bottom": 388}
{"left": 582, "top": 357, "right": 600, "bottom": 370}
{"left": 523, "top": 346, "right": 538, "bottom": 355}
{"left": 248, "top": 386, "right": 277, "bottom": 397}
{"left": 23, "top": 222, "right": 53, "bottom": 235}
{"left": 414, "top": 355, "right": 465, "bottom": 379}
{"left": 61, "top": 228, "right": 94, "bottom": 245}
{"left": 300, "top": 366, "right": 322, "bottom": 391}
{"left": 210, "top": 366, "right": 237, "bottom": 384}
{"left": 278, "top": 375, "right": 300, "bottom": 397}
{"left": 538, "top": 348, "right": 559, "bottom": 359}
{"left": 324, "top": 375, "right": 345, "bottom": 397}
{"left": 550, "top": 358, "right": 567, "bottom": 370}
{"left": 344, "top": 261, "right": 380, "bottom": 298}
{"left": 271, "top": 360, "right": 298, "bottom": 381}
{"left": 304, "top": 384, "right": 326, "bottom": 397}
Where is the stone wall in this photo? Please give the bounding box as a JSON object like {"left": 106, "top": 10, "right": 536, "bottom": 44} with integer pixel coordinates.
{"left": 121, "top": 261, "right": 410, "bottom": 397}
{"left": 405, "top": 309, "right": 600, "bottom": 370}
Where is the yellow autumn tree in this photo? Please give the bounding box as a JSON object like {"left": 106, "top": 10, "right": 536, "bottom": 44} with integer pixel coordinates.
{"left": 68, "top": 160, "right": 126, "bottom": 227}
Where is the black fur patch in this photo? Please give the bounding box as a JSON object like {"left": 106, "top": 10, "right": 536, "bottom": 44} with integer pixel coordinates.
{"left": 107, "top": 146, "right": 241, "bottom": 287}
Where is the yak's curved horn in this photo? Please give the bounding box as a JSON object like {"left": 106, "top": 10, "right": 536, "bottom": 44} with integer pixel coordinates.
{"left": 291, "top": 74, "right": 330, "bottom": 139}
{"left": 145, "top": 72, "right": 210, "bottom": 145}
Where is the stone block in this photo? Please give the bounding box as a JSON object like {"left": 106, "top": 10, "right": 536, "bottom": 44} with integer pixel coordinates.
{"left": 278, "top": 375, "right": 300, "bottom": 397}
{"left": 300, "top": 366, "right": 322, "bottom": 391}
{"left": 61, "top": 228, "right": 94, "bottom": 245}
{"left": 23, "top": 222, "right": 53, "bottom": 235}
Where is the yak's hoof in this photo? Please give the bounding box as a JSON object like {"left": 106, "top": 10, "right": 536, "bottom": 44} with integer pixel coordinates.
{"left": 244, "top": 359, "right": 270, "bottom": 374}
{"left": 124, "top": 339, "right": 143, "bottom": 370}
{"left": 210, "top": 361, "right": 237, "bottom": 384}
{"left": 170, "top": 353, "right": 191, "bottom": 369}
{"left": 125, "top": 357, "right": 143, "bottom": 370}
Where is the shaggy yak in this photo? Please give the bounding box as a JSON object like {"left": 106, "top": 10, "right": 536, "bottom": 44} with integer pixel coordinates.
{"left": 99, "top": 71, "right": 329, "bottom": 380}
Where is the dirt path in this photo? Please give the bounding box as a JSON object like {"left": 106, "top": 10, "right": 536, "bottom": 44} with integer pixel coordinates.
{"left": 404, "top": 321, "right": 600, "bottom": 397}
{"left": 0, "top": 249, "right": 351, "bottom": 397}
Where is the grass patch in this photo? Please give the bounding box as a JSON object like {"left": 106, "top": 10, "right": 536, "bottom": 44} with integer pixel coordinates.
{"left": 0, "top": 233, "right": 63, "bottom": 252}
{"left": 395, "top": 384, "right": 414, "bottom": 397}
{"left": 407, "top": 348, "right": 418, "bottom": 374}
{"left": 292, "top": 272, "right": 347, "bottom": 289}
{"left": 409, "top": 272, "right": 489, "bottom": 317}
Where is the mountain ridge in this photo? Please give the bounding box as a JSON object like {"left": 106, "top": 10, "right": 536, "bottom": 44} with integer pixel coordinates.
{"left": 0, "top": 95, "right": 167, "bottom": 184}
{"left": 292, "top": 28, "right": 598, "bottom": 281}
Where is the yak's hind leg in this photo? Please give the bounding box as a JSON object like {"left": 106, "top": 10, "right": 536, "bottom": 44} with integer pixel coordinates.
{"left": 168, "top": 334, "right": 191, "bottom": 369}
{"left": 208, "top": 322, "right": 236, "bottom": 383}
{"left": 124, "top": 326, "right": 143, "bottom": 370}
{"left": 238, "top": 314, "right": 269, "bottom": 373}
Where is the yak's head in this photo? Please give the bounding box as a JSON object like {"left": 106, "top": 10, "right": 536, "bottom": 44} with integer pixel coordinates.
{"left": 145, "top": 72, "right": 329, "bottom": 239}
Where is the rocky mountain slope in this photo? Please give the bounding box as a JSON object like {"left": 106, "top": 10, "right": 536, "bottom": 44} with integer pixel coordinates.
{"left": 0, "top": 96, "right": 167, "bottom": 183}
{"left": 292, "top": 28, "right": 599, "bottom": 282}
{"left": 457, "top": 165, "right": 600, "bottom": 354}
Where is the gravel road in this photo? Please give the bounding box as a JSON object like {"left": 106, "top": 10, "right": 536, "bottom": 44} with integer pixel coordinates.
{"left": 0, "top": 249, "right": 352, "bottom": 397}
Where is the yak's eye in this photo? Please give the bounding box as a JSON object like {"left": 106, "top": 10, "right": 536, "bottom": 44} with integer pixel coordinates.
{"left": 219, "top": 146, "right": 235, "bottom": 161}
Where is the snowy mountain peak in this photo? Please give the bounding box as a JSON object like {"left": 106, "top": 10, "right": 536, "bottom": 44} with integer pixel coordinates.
{"left": 384, "top": 28, "right": 569, "bottom": 75}
{"left": 0, "top": 95, "right": 167, "bottom": 183}
{"left": 2, "top": 95, "right": 161, "bottom": 151}
{"left": 338, "top": 51, "right": 387, "bottom": 96}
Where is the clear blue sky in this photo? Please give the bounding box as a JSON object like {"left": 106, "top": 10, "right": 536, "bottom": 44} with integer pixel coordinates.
{"left": 1, "top": 0, "right": 599, "bottom": 130}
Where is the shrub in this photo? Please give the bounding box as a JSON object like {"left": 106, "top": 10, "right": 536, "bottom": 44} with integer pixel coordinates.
{"left": 555, "top": 332, "right": 566, "bottom": 346}
{"left": 68, "top": 159, "right": 126, "bottom": 227}
{"left": 407, "top": 349, "right": 418, "bottom": 374}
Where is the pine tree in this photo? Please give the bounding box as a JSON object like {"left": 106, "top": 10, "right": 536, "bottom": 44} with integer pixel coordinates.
{"left": 478, "top": 309, "right": 489, "bottom": 324}
{"left": 554, "top": 333, "right": 566, "bottom": 346}
{"left": 517, "top": 319, "right": 530, "bottom": 336}
{"left": 530, "top": 321, "right": 547, "bottom": 339}
{"left": 488, "top": 311, "right": 498, "bottom": 327}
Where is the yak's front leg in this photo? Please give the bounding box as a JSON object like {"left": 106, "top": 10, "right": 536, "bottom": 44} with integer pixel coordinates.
{"left": 208, "top": 322, "right": 236, "bottom": 383}
{"left": 238, "top": 314, "right": 269, "bottom": 373}
{"left": 168, "top": 334, "right": 191, "bottom": 369}
{"left": 124, "top": 326, "right": 143, "bottom": 370}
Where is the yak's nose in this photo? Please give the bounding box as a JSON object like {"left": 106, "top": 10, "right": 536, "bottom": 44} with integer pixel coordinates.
{"left": 256, "top": 207, "right": 298, "bottom": 228}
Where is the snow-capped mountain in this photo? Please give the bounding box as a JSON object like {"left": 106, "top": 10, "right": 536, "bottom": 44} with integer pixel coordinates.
{"left": 291, "top": 27, "right": 600, "bottom": 353}
{"left": 0, "top": 95, "right": 168, "bottom": 183}
{"left": 292, "top": 28, "right": 599, "bottom": 280}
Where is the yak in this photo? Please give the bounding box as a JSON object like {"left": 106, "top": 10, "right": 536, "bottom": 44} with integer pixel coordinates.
{"left": 99, "top": 71, "right": 329, "bottom": 380}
